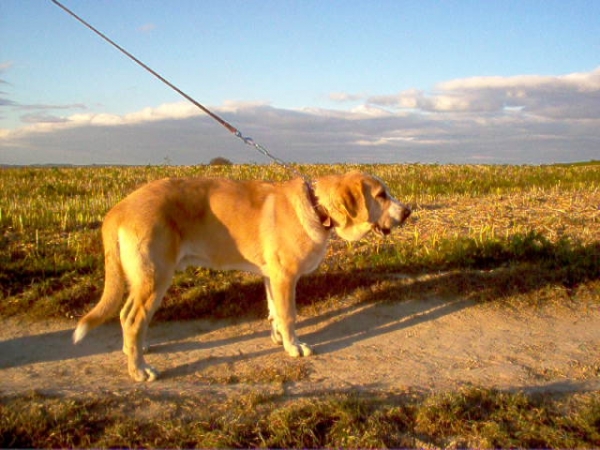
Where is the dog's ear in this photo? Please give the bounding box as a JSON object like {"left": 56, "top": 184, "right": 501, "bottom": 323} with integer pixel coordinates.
{"left": 338, "top": 178, "right": 368, "bottom": 222}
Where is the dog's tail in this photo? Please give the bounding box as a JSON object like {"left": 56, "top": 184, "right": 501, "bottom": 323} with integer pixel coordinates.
{"left": 73, "top": 216, "right": 126, "bottom": 344}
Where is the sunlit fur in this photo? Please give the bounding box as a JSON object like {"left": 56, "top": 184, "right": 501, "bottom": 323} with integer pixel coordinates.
{"left": 73, "top": 171, "right": 411, "bottom": 382}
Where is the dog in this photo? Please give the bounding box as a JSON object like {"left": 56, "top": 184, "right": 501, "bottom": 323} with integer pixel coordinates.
{"left": 73, "top": 171, "right": 411, "bottom": 381}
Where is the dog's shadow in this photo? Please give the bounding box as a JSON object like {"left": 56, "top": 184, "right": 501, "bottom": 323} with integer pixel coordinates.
{"left": 152, "top": 299, "right": 471, "bottom": 380}
{"left": 0, "top": 318, "right": 269, "bottom": 371}
{"left": 0, "top": 324, "right": 121, "bottom": 370}
{"left": 0, "top": 285, "right": 462, "bottom": 375}
{"left": 147, "top": 256, "right": 596, "bottom": 380}
{"left": 303, "top": 297, "right": 472, "bottom": 355}
{"left": 1, "top": 251, "right": 592, "bottom": 378}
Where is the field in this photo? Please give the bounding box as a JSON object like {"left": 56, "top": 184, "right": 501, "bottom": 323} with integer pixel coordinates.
{"left": 1, "top": 163, "right": 600, "bottom": 447}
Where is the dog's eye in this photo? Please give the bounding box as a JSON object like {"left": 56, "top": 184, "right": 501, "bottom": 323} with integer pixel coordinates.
{"left": 376, "top": 190, "right": 388, "bottom": 200}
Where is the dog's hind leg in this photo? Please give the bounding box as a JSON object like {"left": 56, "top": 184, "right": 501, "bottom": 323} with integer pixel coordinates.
{"left": 120, "top": 272, "right": 171, "bottom": 382}
{"left": 118, "top": 228, "right": 175, "bottom": 382}
{"left": 120, "top": 295, "right": 150, "bottom": 355}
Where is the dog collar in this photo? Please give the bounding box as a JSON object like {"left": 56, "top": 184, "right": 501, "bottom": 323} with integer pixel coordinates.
{"left": 304, "top": 181, "right": 334, "bottom": 230}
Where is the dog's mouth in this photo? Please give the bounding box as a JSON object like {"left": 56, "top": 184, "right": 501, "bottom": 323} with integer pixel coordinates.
{"left": 372, "top": 224, "right": 392, "bottom": 237}
{"left": 400, "top": 206, "right": 412, "bottom": 224}
{"left": 372, "top": 206, "right": 411, "bottom": 237}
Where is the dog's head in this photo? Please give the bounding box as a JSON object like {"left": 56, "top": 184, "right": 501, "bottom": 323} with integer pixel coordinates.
{"left": 317, "top": 171, "right": 411, "bottom": 241}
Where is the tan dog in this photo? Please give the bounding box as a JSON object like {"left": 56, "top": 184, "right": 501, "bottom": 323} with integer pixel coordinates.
{"left": 73, "top": 171, "right": 411, "bottom": 381}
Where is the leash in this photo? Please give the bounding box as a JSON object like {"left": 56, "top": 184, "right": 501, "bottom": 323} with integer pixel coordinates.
{"left": 49, "top": 0, "right": 333, "bottom": 228}
{"left": 49, "top": 0, "right": 303, "bottom": 179}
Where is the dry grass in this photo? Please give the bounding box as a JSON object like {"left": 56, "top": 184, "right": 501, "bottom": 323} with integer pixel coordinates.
{"left": 1, "top": 163, "right": 599, "bottom": 448}
{"left": 195, "top": 357, "right": 312, "bottom": 386}
{"left": 2, "top": 388, "right": 600, "bottom": 448}
{"left": 1, "top": 163, "right": 598, "bottom": 321}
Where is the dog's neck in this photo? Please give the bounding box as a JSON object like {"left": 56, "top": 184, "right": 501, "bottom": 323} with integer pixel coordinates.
{"left": 304, "top": 180, "right": 334, "bottom": 230}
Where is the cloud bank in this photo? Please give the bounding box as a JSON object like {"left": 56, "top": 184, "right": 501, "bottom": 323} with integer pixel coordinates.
{"left": 1, "top": 68, "right": 599, "bottom": 165}
{"left": 367, "top": 68, "right": 600, "bottom": 119}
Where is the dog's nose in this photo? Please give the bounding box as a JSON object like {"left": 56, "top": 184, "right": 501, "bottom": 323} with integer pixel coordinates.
{"left": 400, "top": 206, "right": 411, "bottom": 223}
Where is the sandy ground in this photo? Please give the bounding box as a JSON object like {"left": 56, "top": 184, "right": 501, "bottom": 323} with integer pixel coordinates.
{"left": 2, "top": 295, "right": 599, "bottom": 400}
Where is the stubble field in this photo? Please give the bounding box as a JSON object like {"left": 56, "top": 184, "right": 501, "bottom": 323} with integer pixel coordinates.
{"left": 1, "top": 162, "right": 599, "bottom": 448}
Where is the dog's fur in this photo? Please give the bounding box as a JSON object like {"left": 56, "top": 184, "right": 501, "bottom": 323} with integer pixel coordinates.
{"left": 73, "top": 171, "right": 411, "bottom": 381}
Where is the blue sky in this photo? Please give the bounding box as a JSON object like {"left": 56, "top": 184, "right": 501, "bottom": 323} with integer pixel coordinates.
{"left": 1, "top": 0, "right": 599, "bottom": 165}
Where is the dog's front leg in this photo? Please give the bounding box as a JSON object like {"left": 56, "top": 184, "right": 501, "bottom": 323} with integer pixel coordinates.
{"left": 265, "top": 278, "right": 284, "bottom": 346}
{"left": 264, "top": 275, "right": 313, "bottom": 357}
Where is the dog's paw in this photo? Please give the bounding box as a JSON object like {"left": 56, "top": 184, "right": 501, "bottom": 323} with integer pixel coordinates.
{"left": 286, "top": 342, "right": 313, "bottom": 358}
{"left": 129, "top": 364, "right": 159, "bottom": 382}
{"left": 299, "top": 342, "right": 313, "bottom": 357}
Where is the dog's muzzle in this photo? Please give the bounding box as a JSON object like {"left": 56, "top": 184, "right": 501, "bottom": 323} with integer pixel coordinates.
{"left": 372, "top": 205, "right": 411, "bottom": 237}
{"left": 399, "top": 205, "right": 412, "bottom": 224}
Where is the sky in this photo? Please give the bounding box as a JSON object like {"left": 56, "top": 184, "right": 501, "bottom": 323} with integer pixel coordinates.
{"left": 1, "top": 0, "right": 599, "bottom": 166}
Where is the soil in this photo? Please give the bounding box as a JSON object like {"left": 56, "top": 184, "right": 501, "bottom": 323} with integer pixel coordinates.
{"left": 2, "top": 289, "right": 599, "bottom": 401}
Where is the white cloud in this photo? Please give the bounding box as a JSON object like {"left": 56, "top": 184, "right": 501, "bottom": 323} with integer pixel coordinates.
{"left": 438, "top": 68, "right": 600, "bottom": 92}
{"left": 350, "top": 104, "right": 395, "bottom": 118}
{"left": 355, "top": 136, "right": 415, "bottom": 146}
{"left": 329, "top": 92, "right": 365, "bottom": 102}
{"left": 368, "top": 67, "right": 600, "bottom": 119}
{"left": 2, "top": 101, "right": 203, "bottom": 137}
{"left": 2, "top": 68, "right": 600, "bottom": 166}
{"left": 123, "top": 102, "right": 201, "bottom": 123}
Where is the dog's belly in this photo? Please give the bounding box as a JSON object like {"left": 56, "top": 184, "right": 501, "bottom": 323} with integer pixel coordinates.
{"left": 177, "top": 254, "right": 260, "bottom": 274}
{"left": 175, "top": 242, "right": 263, "bottom": 275}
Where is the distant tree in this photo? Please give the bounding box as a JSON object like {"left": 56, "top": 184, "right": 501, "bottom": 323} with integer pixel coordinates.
{"left": 209, "top": 157, "right": 233, "bottom": 166}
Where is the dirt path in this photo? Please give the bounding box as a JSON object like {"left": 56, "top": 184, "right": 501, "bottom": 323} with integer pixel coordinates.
{"left": 1, "top": 297, "right": 599, "bottom": 400}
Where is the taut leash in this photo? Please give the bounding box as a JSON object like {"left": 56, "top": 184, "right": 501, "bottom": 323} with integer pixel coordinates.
{"left": 49, "top": 0, "right": 302, "bottom": 178}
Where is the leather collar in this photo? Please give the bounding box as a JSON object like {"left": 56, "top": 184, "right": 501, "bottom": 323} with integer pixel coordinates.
{"left": 304, "top": 181, "right": 333, "bottom": 229}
